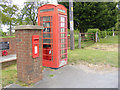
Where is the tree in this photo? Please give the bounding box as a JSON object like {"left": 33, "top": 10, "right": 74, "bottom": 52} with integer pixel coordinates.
{"left": 116, "top": 1, "right": 120, "bottom": 31}
{"left": 60, "top": 2, "right": 117, "bottom": 32}
{"left": 92, "top": 2, "right": 117, "bottom": 30}
{"left": 19, "top": 1, "right": 48, "bottom": 25}
{"left": 0, "top": 0, "right": 19, "bottom": 35}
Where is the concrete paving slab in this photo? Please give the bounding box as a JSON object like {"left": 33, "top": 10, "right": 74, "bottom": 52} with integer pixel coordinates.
{"left": 3, "top": 65, "right": 118, "bottom": 88}
{"left": 0, "top": 54, "right": 16, "bottom": 63}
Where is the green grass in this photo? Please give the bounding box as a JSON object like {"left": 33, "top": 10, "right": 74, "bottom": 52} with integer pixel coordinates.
{"left": 2, "top": 64, "right": 17, "bottom": 87}
{"left": 2, "top": 64, "right": 33, "bottom": 87}
{"left": 98, "top": 36, "right": 118, "bottom": 44}
{"left": 0, "top": 36, "right": 15, "bottom": 38}
{"left": 49, "top": 74, "right": 54, "bottom": 77}
{"left": 68, "top": 36, "right": 118, "bottom": 67}
{"left": 68, "top": 49, "right": 118, "bottom": 67}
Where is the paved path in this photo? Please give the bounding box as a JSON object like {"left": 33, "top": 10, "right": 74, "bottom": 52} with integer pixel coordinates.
{"left": 5, "top": 65, "right": 118, "bottom": 88}
{"left": 0, "top": 54, "right": 16, "bottom": 63}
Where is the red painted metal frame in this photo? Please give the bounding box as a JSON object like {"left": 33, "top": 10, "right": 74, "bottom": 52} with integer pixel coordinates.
{"left": 38, "top": 4, "right": 67, "bottom": 68}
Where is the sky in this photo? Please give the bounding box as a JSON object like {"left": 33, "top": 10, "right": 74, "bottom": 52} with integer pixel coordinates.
{"left": 2, "top": 0, "right": 25, "bottom": 32}
{"left": 2, "top": 0, "right": 58, "bottom": 32}
{"left": 12, "top": 0, "right": 25, "bottom": 6}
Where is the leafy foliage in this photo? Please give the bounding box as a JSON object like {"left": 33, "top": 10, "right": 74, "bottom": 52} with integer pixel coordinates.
{"left": 0, "top": 29, "right": 6, "bottom": 36}
{"left": 0, "top": 0, "right": 19, "bottom": 35}
{"left": 18, "top": 2, "right": 48, "bottom": 25}
{"left": 60, "top": 2, "right": 117, "bottom": 32}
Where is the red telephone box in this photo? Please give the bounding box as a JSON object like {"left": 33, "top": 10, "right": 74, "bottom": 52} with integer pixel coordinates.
{"left": 38, "top": 4, "right": 68, "bottom": 68}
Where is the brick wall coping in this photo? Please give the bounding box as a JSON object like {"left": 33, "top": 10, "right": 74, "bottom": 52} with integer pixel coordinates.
{"left": 15, "top": 25, "right": 44, "bottom": 30}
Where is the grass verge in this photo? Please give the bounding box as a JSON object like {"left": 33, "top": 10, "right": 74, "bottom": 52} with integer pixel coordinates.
{"left": 2, "top": 64, "right": 33, "bottom": 87}
{"left": 98, "top": 36, "right": 118, "bottom": 44}
{"left": 2, "top": 64, "right": 17, "bottom": 87}
{"left": 68, "top": 49, "right": 118, "bottom": 67}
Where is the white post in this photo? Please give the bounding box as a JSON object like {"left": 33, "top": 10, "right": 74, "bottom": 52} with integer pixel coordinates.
{"left": 112, "top": 27, "right": 115, "bottom": 36}
{"left": 95, "top": 32, "right": 98, "bottom": 42}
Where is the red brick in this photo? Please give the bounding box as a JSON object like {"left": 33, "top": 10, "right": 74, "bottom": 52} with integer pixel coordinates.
{"left": 15, "top": 28, "right": 42, "bottom": 84}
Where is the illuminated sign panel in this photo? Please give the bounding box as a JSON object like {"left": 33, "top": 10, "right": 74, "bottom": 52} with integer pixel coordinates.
{"left": 40, "top": 8, "right": 54, "bottom": 12}
{"left": 58, "top": 9, "right": 65, "bottom": 13}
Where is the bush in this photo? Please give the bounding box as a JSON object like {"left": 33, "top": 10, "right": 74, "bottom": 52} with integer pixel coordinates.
{"left": 0, "top": 31, "right": 6, "bottom": 37}
{"left": 106, "top": 31, "right": 113, "bottom": 36}
{"left": 87, "top": 28, "right": 100, "bottom": 34}
{"left": 106, "top": 28, "right": 112, "bottom": 31}
{"left": 114, "top": 31, "right": 119, "bottom": 35}
{"left": 101, "top": 31, "right": 107, "bottom": 38}
{"left": 109, "top": 31, "right": 113, "bottom": 36}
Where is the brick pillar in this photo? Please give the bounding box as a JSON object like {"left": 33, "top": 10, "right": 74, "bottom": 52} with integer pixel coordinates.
{"left": 15, "top": 25, "right": 43, "bottom": 84}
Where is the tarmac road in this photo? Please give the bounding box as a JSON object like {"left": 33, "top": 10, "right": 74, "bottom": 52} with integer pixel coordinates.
{"left": 5, "top": 65, "right": 118, "bottom": 88}
{"left": 33, "top": 65, "right": 118, "bottom": 88}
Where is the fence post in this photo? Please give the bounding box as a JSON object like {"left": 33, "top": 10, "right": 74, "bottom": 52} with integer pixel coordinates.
{"left": 95, "top": 32, "right": 98, "bottom": 42}
{"left": 78, "top": 33, "right": 81, "bottom": 48}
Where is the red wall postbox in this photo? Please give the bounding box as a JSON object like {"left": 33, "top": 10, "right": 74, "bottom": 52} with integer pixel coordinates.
{"left": 32, "top": 35, "right": 39, "bottom": 58}
{"left": 38, "top": 4, "right": 67, "bottom": 68}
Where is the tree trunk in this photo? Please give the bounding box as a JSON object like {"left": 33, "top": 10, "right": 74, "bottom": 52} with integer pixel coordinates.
{"left": 10, "top": 22, "right": 12, "bottom": 36}
{"left": 80, "top": 29, "right": 85, "bottom": 39}
{"left": 33, "top": 20, "right": 36, "bottom": 25}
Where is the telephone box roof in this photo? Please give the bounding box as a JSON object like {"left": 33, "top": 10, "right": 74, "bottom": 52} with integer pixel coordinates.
{"left": 38, "top": 4, "right": 67, "bottom": 9}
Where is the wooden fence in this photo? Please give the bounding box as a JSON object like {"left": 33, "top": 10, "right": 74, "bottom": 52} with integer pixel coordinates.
{"left": 68, "top": 33, "right": 96, "bottom": 48}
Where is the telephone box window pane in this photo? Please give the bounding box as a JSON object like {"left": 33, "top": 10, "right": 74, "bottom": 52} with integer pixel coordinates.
{"left": 60, "top": 33, "right": 65, "bottom": 38}
{"left": 43, "top": 33, "right": 50, "bottom": 38}
{"left": 60, "top": 17, "right": 65, "bottom": 22}
{"left": 61, "top": 44, "right": 66, "bottom": 49}
{"left": 61, "top": 54, "right": 67, "bottom": 59}
{"left": 61, "top": 50, "right": 65, "bottom": 54}
{"left": 60, "top": 28, "right": 65, "bottom": 32}
{"left": 43, "top": 16, "right": 50, "bottom": 21}
{"left": 61, "top": 39, "right": 65, "bottom": 43}
{"left": 61, "top": 55, "right": 65, "bottom": 59}
{"left": 43, "top": 22, "right": 50, "bottom": 27}
{"left": 43, "top": 28, "right": 50, "bottom": 32}
{"left": 61, "top": 23, "right": 65, "bottom": 27}
{"left": 60, "top": 49, "right": 67, "bottom": 54}
{"left": 43, "top": 39, "right": 50, "bottom": 43}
